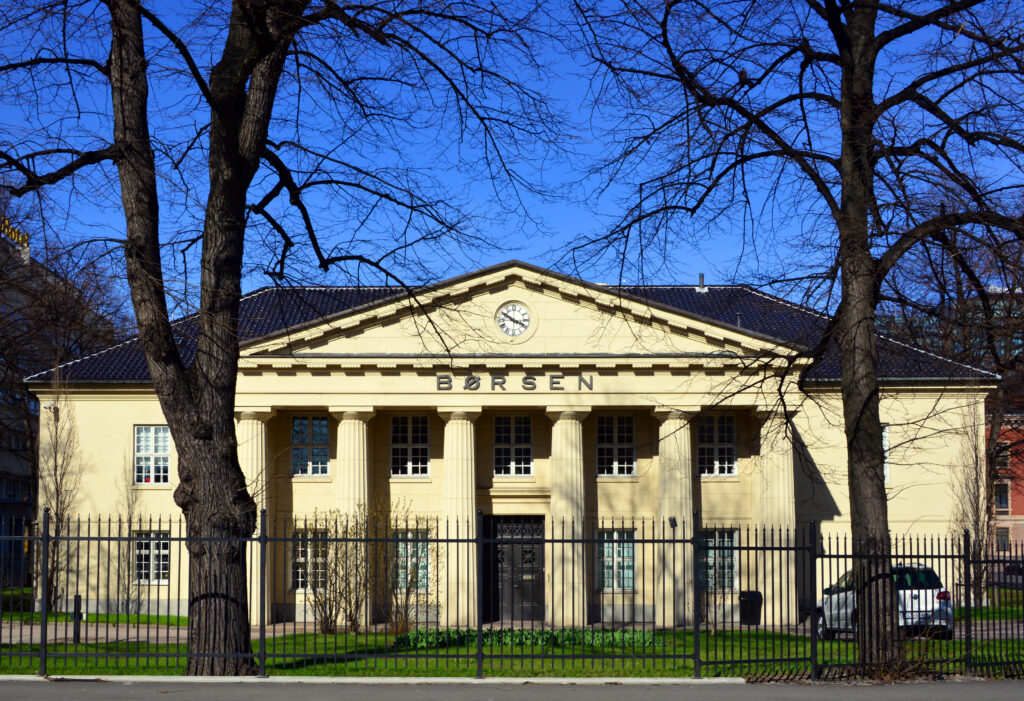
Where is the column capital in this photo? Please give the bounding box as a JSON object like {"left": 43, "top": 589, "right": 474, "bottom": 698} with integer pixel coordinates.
{"left": 437, "top": 407, "right": 482, "bottom": 422}
{"left": 545, "top": 406, "right": 591, "bottom": 423}
{"left": 329, "top": 407, "right": 375, "bottom": 422}
{"left": 235, "top": 408, "right": 275, "bottom": 422}
{"left": 652, "top": 407, "right": 700, "bottom": 422}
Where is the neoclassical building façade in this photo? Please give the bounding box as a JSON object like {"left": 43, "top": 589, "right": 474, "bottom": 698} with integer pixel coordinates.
{"left": 29, "top": 262, "right": 993, "bottom": 627}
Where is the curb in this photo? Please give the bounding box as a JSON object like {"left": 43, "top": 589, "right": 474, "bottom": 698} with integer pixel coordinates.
{"left": 13, "top": 674, "right": 745, "bottom": 685}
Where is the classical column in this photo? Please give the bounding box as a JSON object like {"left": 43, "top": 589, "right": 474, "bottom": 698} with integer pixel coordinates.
{"left": 235, "top": 409, "right": 273, "bottom": 624}
{"left": 330, "top": 408, "right": 374, "bottom": 516}
{"left": 236, "top": 410, "right": 273, "bottom": 511}
{"left": 547, "top": 407, "right": 589, "bottom": 627}
{"left": 653, "top": 409, "right": 697, "bottom": 628}
{"left": 756, "top": 409, "right": 798, "bottom": 626}
{"left": 439, "top": 408, "right": 481, "bottom": 627}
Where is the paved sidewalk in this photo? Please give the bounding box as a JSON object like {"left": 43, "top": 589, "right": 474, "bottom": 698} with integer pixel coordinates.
{"left": 1, "top": 677, "right": 1023, "bottom": 701}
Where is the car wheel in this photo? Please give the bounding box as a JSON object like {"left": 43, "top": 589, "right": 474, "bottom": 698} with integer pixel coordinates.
{"left": 815, "top": 611, "right": 833, "bottom": 641}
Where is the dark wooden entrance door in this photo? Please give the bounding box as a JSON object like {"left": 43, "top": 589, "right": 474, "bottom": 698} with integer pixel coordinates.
{"left": 483, "top": 516, "right": 545, "bottom": 622}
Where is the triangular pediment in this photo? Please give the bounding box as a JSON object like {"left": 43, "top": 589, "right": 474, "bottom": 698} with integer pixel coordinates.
{"left": 240, "top": 262, "right": 797, "bottom": 364}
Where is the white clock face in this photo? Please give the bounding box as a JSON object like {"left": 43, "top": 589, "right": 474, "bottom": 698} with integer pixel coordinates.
{"left": 496, "top": 302, "right": 531, "bottom": 337}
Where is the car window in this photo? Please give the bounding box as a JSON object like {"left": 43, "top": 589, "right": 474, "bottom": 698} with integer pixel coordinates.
{"left": 832, "top": 571, "right": 852, "bottom": 593}
{"left": 892, "top": 568, "right": 942, "bottom": 590}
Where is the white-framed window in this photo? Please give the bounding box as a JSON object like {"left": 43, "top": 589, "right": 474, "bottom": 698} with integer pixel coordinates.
{"left": 134, "top": 531, "right": 170, "bottom": 583}
{"left": 494, "top": 416, "right": 532, "bottom": 476}
{"left": 596, "top": 529, "right": 635, "bottom": 591}
{"left": 698, "top": 529, "right": 737, "bottom": 591}
{"left": 882, "top": 423, "right": 890, "bottom": 484}
{"left": 597, "top": 416, "right": 635, "bottom": 476}
{"left": 391, "top": 416, "right": 429, "bottom": 476}
{"left": 134, "top": 425, "right": 171, "bottom": 484}
{"left": 697, "top": 415, "right": 736, "bottom": 476}
{"left": 394, "top": 530, "right": 430, "bottom": 592}
{"left": 996, "top": 527, "right": 1010, "bottom": 553}
{"left": 292, "top": 529, "right": 327, "bottom": 590}
{"left": 995, "top": 482, "right": 1011, "bottom": 515}
{"left": 291, "top": 416, "right": 330, "bottom": 476}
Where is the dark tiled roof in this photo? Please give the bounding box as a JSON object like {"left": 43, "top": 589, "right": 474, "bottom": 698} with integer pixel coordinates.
{"left": 26, "top": 272, "right": 994, "bottom": 384}
{"left": 629, "top": 285, "right": 991, "bottom": 381}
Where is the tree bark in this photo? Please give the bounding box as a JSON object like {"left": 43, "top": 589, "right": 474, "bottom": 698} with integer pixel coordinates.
{"left": 107, "top": 0, "right": 292, "bottom": 675}
{"left": 834, "top": 2, "right": 902, "bottom": 670}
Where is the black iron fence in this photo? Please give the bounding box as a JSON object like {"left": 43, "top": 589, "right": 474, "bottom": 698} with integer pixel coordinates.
{"left": 1, "top": 509, "right": 1022, "bottom": 679}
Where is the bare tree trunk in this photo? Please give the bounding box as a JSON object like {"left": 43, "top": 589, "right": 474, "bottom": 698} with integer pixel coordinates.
{"left": 834, "top": 4, "right": 901, "bottom": 668}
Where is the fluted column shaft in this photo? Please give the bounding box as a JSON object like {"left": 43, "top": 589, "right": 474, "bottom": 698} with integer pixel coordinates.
{"left": 439, "top": 409, "right": 480, "bottom": 626}
{"left": 654, "top": 410, "right": 696, "bottom": 627}
{"left": 547, "top": 408, "right": 589, "bottom": 626}
{"left": 332, "top": 410, "right": 374, "bottom": 516}
{"left": 236, "top": 412, "right": 271, "bottom": 512}
{"left": 236, "top": 410, "right": 272, "bottom": 624}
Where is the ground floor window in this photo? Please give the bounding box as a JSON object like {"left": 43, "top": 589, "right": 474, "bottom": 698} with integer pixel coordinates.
{"left": 698, "top": 529, "right": 737, "bottom": 591}
{"left": 394, "top": 530, "right": 430, "bottom": 592}
{"left": 996, "top": 527, "right": 1010, "bottom": 553}
{"left": 596, "top": 529, "right": 635, "bottom": 591}
{"left": 134, "top": 531, "right": 170, "bottom": 583}
{"left": 292, "top": 529, "right": 328, "bottom": 590}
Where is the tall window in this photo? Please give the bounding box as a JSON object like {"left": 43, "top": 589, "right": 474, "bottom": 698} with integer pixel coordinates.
{"left": 134, "top": 426, "right": 170, "bottom": 484}
{"left": 995, "top": 482, "right": 1011, "bottom": 515}
{"left": 292, "top": 530, "right": 327, "bottom": 590}
{"left": 391, "top": 416, "right": 429, "bottom": 476}
{"left": 996, "top": 527, "right": 1011, "bottom": 553}
{"left": 698, "top": 529, "right": 737, "bottom": 591}
{"left": 134, "top": 531, "right": 170, "bottom": 583}
{"left": 597, "top": 416, "right": 635, "bottom": 476}
{"left": 394, "top": 530, "right": 430, "bottom": 592}
{"left": 597, "top": 529, "right": 635, "bottom": 591}
{"left": 995, "top": 441, "right": 1010, "bottom": 472}
{"left": 697, "top": 416, "right": 736, "bottom": 476}
{"left": 291, "top": 416, "right": 330, "bottom": 476}
{"left": 494, "top": 416, "right": 532, "bottom": 476}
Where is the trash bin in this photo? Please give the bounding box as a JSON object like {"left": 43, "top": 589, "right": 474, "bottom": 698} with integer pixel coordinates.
{"left": 739, "top": 590, "right": 763, "bottom": 626}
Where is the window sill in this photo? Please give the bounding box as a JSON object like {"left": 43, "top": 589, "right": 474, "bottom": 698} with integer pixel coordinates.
{"left": 133, "top": 581, "right": 170, "bottom": 587}
{"left": 597, "top": 475, "right": 640, "bottom": 482}
{"left": 132, "top": 483, "right": 172, "bottom": 490}
{"left": 390, "top": 475, "right": 432, "bottom": 482}
{"left": 493, "top": 475, "right": 536, "bottom": 482}
{"left": 699, "top": 475, "right": 740, "bottom": 481}
{"left": 291, "top": 476, "right": 332, "bottom": 482}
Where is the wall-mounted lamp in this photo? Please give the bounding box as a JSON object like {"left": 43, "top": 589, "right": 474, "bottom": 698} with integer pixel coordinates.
{"left": 43, "top": 403, "right": 59, "bottom": 423}
{"left": 668, "top": 516, "right": 678, "bottom": 529}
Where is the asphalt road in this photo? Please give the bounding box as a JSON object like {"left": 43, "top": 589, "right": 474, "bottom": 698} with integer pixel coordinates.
{"left": 1, "top": 678, "right": 1024, "bottom": 701}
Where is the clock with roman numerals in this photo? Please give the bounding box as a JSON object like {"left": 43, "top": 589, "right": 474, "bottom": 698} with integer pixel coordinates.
{"left": 496, "top": 302, "right": 531, "bottom": 337}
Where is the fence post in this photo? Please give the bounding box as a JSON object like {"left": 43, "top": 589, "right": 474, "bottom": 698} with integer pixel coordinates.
{"left": 475, "top": 509, "right": 485, "bottom": 679}
{"left": 38, "top": 508, "right": 49, "bottom": 677}
{"left": 258, "top": 509, "right": 268, "bottom": 678}
{"left": 809, "top": 521, "right": 819, "bottom": 681}
{"left": 962, "top": 528, "right": 972, "bottom": 675}
{"left": 691, "top": 509, "right": 701, "bottom": 679}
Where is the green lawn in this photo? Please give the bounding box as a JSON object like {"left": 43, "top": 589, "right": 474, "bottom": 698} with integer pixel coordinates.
{"left": 2, "top": 629, "right": 1022, "bottom": 679}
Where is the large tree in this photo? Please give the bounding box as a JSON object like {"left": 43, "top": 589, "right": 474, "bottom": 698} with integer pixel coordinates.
{"left": 571, "top": 0, "right": 1024, "bottom": 668}
{"left": 0, "top": 0, "right": 556, "bottom": 674}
